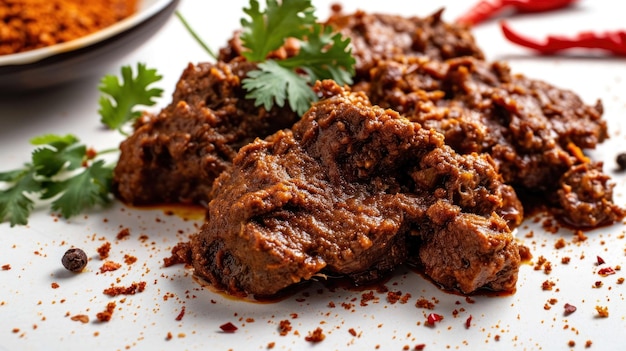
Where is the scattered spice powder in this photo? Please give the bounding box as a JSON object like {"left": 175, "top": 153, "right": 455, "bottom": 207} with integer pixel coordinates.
{"left": 554, "top": 238, "right": 566, "bottom": 249}
{"left": 99, "top": 261, "right": 121, "bottom": 273}
{"left": 123, "top": 254, "right": 137, "bottom": 265}
{"left": 278, "top": 320, "right": 292, "bottom": 336}
{"left": 70, "top": 314, "right": 90, "bottom": 323}
{"left": 1, "top": 264, "right": 11, "bottom": 270}
{"left": 0, "top": 0, "right": 139, "bottom": 55}
{"left": 97, "top": 242, "right": 111, "bottom": 260}
{"left": 116, "top": 227, "right": 131, "bottom": 240}
{"left": 541, "top": 280, "right": 556, "bottom": 290}
{"left": 51, "top": 282, "right": 59, "bottom": 289}
{"left": 103, "top": 281, "right": 146, "bottom": 296}
{"left": 595, "top": 305, "right": 609, "bottom": 317}
{"left": 415, "top": 298, "right": 435, "bottom": 309}
{"left": 163, "top": 242, "right": 192, "bottom": 267}
{"left": 304, "top": 327, "right": 325, "bottom": 342}
{"left": 96, "top": 301, "right": 116, "bottom": 322}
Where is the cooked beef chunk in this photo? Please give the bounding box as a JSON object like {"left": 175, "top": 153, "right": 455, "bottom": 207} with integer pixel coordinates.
{"left": 191, "top": 81, "right": 521, "bottom": 297}
{"left": 113, "top": 58, "right": 299, "bottom": 206}
{"left": 324, "top": 9, "right": 484, "bottom": 79}
{"left": 359, "top": 55, "right": 624, "bottom": 227}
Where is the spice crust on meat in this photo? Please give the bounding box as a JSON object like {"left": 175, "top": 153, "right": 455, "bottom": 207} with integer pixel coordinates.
{"left": 191, "top": 80, "right": 522, "bottom": 297}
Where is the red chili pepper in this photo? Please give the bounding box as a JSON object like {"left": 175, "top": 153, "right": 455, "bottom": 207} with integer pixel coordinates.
{"left": 501, "top": 22, "right": 626, "bottom": 56}
{"left": 456, "top": 0, "right": 577, "bottom": 27}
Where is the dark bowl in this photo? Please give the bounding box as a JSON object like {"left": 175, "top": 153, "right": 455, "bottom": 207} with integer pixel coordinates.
{"left": 0, "top": 0, "right": 179, "bottom": 94}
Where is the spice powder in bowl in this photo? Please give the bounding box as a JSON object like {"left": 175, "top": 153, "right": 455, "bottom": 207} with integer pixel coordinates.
{"left": 0, "top": 0, "right": 139, "bottom": 55}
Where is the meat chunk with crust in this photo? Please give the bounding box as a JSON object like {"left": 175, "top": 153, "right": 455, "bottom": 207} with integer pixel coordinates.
{"left": 324, "top": 9, "right": 484, "bottom": 79}
{"left": 191, "top": 80, "right": 521, "bottom": 297}
{"left": 360, "top": 55, "right": 624, "bottom": 227}
{"left": 113, "top": 58, "right": 298, "bottom": 206}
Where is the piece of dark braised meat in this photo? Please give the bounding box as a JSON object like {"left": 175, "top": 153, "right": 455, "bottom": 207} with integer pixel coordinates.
{"left": 360, "top": 55, "right": 624, "bottom": 227}
{"left": 324, "top": 8, "right": 485, "bottom": 79}
{"left": 113, "top": 58, "right": 299, "bottom": 206}
{"left": 191, "top": 81, "right": 522, "bottom": 297}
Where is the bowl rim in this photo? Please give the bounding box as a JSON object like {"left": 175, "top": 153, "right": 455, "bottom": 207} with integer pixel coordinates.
{"left": 0, "top": 0, "right": 176, "bottom": 66}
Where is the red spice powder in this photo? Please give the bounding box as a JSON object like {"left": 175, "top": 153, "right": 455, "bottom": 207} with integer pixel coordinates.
{"left": 96, "top": 301, "right": 116, "bottom": 322}
{"left": 97, "top": 242, "right": 111, "bottom": 260}
{"left": 305, "top": 327, "right": 325, "bottom": 342}
{"left": 99, "top": 261, "right": 121, "bottom": 273}
{"left": 103, "top": 281, "right": 146, "bottom": 297}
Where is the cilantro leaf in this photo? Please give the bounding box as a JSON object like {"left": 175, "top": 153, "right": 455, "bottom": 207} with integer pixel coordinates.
{"left": 239, "top": 0, "right": 355, "bottom": 116}
{"left": 282, "top": 24, "right": 355, "bottom": 85}
{"left": 0, "top": 167, "right": 41, "bottom": 227}
{"left": 240, "top": 0, "right": 317, "bottom": 62}
{"left": 41, "top": 160, "right": 113, "bottom": 219}
{"left": 31, "top": 134, "right": 85, "bottom": 177}
{"left": 243, "top": 60, "right": 316, "bottom": 115}
{"left": 98, "top": 63, "right": 163, "bottom": 132}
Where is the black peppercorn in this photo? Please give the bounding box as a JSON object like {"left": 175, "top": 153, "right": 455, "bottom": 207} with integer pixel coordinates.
{"left": 61, "top": 248, "right": 88, "bottom": 272}
{"left": 617, "top": 153, "right": 626, "bottom": 171}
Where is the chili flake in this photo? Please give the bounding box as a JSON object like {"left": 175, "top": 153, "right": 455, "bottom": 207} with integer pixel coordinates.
{"left": 563, "top": 303, "right": 577, "bottom": 315}
{"left": 426, "top": 313, "right": 444, "bottom": 326}
{"left": 220, "top": 322, "right": 238, "bottom": 333}
{"left": 465, "top": 315, "right": 472, "bottom": 329}
{"left": 175, "top": 306, "right": 186, "bottom": 321}
{"left": 596, "top": 256, "right": 605, "bottom": 265}
{"left": 598, "top": 267, "right": 616, "bottom": 276}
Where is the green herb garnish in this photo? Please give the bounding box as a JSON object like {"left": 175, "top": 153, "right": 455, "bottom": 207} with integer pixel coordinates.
{"left": 98, "top": 62, "right": 163, "bottom": 134}
{"left": 0, "top": 134, "right": 114, "bottom": 226}
{"left": 241, "top": 0, "right": 354, "bottom": 115}
{"left": 179, "top": 0, "right": 355, "bottom": 115}
{"left": 0, "top": 64, "right": 162, "bottom": 226}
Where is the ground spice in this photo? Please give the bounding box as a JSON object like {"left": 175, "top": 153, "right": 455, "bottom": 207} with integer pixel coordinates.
{"left": 0, "top": 0, "right": 138, "bottom": 55}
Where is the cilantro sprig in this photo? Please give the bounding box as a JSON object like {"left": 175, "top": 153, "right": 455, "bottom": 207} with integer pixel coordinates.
{"left": 241, "top": 0, "right": 355, "bottom": 115}
{"left": 179, "top": 0, "right": 355, "bottom": 116}
{"left": 0, "top": 134, "right": 113, "bottom": 226}
{"left": 0, "top": 64, "right": 162, "bottom": 226}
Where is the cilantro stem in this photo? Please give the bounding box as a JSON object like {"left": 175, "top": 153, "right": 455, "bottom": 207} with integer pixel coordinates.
{"left": 175, "top": 11, "right": 217, "bottom": 60}
{"left": 96, "top": 148, "right": 120, "bottom": 156}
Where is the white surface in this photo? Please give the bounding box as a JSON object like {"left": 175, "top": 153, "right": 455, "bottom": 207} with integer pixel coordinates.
{"left": 0, "top": 0, "right": 175, "bottom": 66}
{"left": 1, "top": 1, "right": 625, "bottom": 350}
